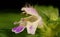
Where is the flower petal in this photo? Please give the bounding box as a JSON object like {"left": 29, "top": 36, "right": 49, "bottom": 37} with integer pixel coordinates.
{"left": 12, "top": 25, "right": 25, "bottom": 34}
{"left": 26, "top": 21, "right": 38, "bottom": 35}
{"left": 21, "top": 7, "right": 39, "bottom": 16}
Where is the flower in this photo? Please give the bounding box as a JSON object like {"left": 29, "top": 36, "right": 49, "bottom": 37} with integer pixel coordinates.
{"left": 12, "top": 6, "right": 43, "bottom": 34}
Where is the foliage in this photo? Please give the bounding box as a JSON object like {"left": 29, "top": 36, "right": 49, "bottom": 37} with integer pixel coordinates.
{"left": 0, "top": 5, "right": 60, "bottom": 37}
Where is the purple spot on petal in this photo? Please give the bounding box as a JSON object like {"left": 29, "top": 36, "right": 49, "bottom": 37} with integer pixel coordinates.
{"left": 12, "top": 25, "right": 25, "bottom": 33}
{"left": 30, "top": 26, "right": 33, "bottom": 29}
{"left": 16, "top": 26, "right": 25, "bottom": 32}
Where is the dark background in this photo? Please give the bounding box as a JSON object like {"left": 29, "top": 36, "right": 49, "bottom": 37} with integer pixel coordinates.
{"left": 0, "top": 0, "right": 60, "bottom": 15}
{"left": 0, "top": 0, "right": 60, "bottom": 9}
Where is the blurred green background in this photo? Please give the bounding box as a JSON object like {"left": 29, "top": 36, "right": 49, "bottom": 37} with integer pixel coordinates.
{"left": 0, "top": 5, "right": 60, "bottom": 37}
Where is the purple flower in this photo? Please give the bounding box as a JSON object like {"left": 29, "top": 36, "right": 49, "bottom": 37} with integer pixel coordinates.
{"left": 12, "top": 6, "right": 43, "bottom": 34}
